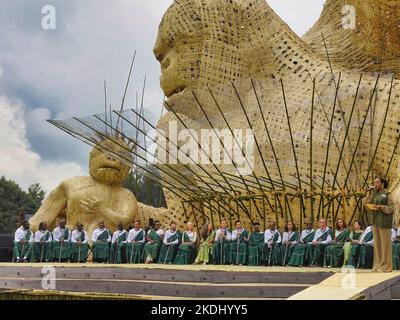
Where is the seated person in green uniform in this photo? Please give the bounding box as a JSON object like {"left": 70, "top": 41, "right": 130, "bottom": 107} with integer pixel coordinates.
{"left": 288, "top": 221, "right": 315, "bottom": 267}
{"left": 212, "top": 219, "right": 232, "bottom": 265}
{"left": 33, "top": 222, "right": 52, "bottom": 262}
{"left": 324, "top": 218, "right": 350, "bottom": 268}
{"left": 264, "top": 221, "right": 282, "bottom": 266}
{"left": 392, "top": 224, "right": 400, "bottom": 270}
{"left": 126, "top": 220, "right": 146, "bottom": 264}
{"left": 194, "top": 222, "right": 215, "bottom": 265}
{"left": 248, "top": 222, "right": 265, "bottom": 266}
{"left": 110, "top": 222, "right": 127, "bottom": 264}
{"left": 13, "top": 221, "right": 34, "bottom": 262}
{"left": 309, "top": 219, "right": 332, "bottom": 267}
{"left": 229, "top": 220, "right": 249, "bottom": 266}
{"left": 143, "top": 220, "right": 164, "bottom": 263}
{"left": 158, "top": 221, "right": 181, "bottom": 264}
{"left": 342, "top": 220, "right": 364, "bottom": 267}
{"left": 346, "top": 224, "right": 374, "bottom": 268}
{"left": 70, "top": 222, "right": 89, "bottom": 263}
{"left": 281, "top": 221, "right": 299, "bottom": 266}
{"left": 174, "top": 222, "right": 198, "bottom": 265}
{"left": 91, "top": 220, "right": 111, "bottom": 263}
{"left": 51, "top": 219, "right": 71, "bottom": 262}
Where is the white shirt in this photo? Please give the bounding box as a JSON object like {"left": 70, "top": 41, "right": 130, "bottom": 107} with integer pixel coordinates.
{"left": 231, "top": 228, "right": 247, "bottom": 241}
{"left": 127, "top": 228, "right": 145, "bottom": 243}
{"left": 92, "top": 228, "right": 111, "bottom": 242}
{"left": 34, "top": 230, "right": 52, "bottom": 242}
{"left": 312, "top": 227, "right": 332, "bottom": 244}
{"left": 112, "top": 229, "right": 127, "bottom": 243}
{"left": 282, "top": 231, "right": 298, "bottom": 244}
{"left": 52, "top": 227, "right": 71, "bottom": 241}
{"left": 300, "top": 229, "right": 315, "bottom": 242}
{"left": 214, "top": 228, "right": 231, "bottom": 242}
{"left": 182, "top": 231, "right": 197, "bottom": 243}
{"left": 163, "top": 229, "right": 179, "bottom": 245}
{"left": 264, "top": 229, "right": 282, "bottom": 246}
{"left": 397, "top": 227, "right": 400, "bottom": 237}
{"left": 359, "top": 226, "right": 374, "bottom": 244}
{"left": 14, "top": 227, "right": 33, "bottom": 243}
{"left": 71, "top": 230, "right": 89, "bottom": 243}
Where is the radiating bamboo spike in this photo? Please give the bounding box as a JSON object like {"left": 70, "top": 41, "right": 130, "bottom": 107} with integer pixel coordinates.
{"left": 163, "top": 100, "right": 253, "bottom": 219}
{"left": 203, "top": 87, "right": 271, "bottom": 219}
{"left": 280, "top": 78, "right": 305, "bottom": 226}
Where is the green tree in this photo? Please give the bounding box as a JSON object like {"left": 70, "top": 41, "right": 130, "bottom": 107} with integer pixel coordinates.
{"left": 0, "top": 176, "right": 45, "bottom": 234}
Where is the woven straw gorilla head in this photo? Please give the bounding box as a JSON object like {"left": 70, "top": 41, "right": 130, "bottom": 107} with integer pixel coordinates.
{"left": 154, "top": 0, "right": 279, "bottom": 99}
{"left": 89, "top": 138, "right": 131, "bottom": 185}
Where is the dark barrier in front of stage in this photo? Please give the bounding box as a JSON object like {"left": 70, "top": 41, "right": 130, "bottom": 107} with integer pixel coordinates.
{"left": 0, "top": 234, "right": 13, "bottom": 262}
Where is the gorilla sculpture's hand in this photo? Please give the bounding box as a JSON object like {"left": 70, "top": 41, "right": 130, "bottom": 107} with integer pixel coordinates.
{"left": 80, "top": 195, "right": 102, "bottom": 215}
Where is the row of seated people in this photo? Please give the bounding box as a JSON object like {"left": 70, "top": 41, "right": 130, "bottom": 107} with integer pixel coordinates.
{"left": 12, "top": 217, "right": 400, "bottom": 269}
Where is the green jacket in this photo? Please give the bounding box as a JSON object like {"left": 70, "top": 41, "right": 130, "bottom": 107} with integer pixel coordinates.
{"left": 366, "top": 189, "right": 393, "bottom": 229}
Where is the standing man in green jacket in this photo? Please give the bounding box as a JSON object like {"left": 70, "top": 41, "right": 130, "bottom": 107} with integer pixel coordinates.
{"left": 363, "top": 176, "right": 394, "bottom": 272}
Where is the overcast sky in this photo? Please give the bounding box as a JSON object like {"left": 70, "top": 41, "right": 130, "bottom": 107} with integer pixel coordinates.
{"left": 0, "top": 0, "right": 325, "bottom": 192}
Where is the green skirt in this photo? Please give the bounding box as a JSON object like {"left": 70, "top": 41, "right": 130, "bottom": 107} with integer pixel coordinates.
{"left": 288, "top": 243, "right": 313, "bottom": 267}
{"left": 13, "top": 242, "right": 33, "bottom": 261}
{"left": 248, "top": 243, "right": 264, "bottom": 266}
{"left": 51, "top": 241, "right": 71, "bottom": 261}
{"left": 309, "top": 243, "right": 328, "bottom": 266}
{"left": 264, "top": 244, "right": 282, "bottom": 266}
{"left": 358, "top": 244, "right": 373, "bottom": 269}
{"left": 33, "top": 242, "right": 52, "bottom": 262}
{"left": 195, "top": 241, "right": 213, "bottom": 264}
{"left": 110, "top": 242, "right": 126, "bottom": 264}
{"left": 229, "top": 241, "right": 248, "bottom": 265}
{"left": 212, "top": 241, "right": 231, "bottom": 265}
{"left": 174, "top": 244, "right": 196, "bottom": 265}
{"left": 280, "top": 243, "right": 296, "bottom": 266}
{"left": 126, "top": 242, "right": 144, "bottom": 264}
{"left": 92, "top": 242, "right": 110, "bottom": 262}
{"left": 393, "top": 243, "right": 400, "bottom": 270}
{"left": 158, "top": 244, "right": 179, "bottom": 264}
{"left": 71, "top": 243, "right": 89, "bottom": 262}
{"left": 323, "top": 244, "right": 344, "bottom": 267}
{"left": 143, "top": 242, "right": 160, "bottom": 262}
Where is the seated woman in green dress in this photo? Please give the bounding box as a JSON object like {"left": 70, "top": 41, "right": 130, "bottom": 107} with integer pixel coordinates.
{"left": 342, "top": 220, "right": 364, "bottom": 267}
{"left": 194, "top": 223, "right": 215, "bottom": 265}
{"left": 346, "top": 224, "right": 374, "bottom": 268}
{"left": 324, "top": 218, "right": 350, "bottom": 268}
{"left": 281, "top": 221, "right": 299, "bottom": 266}
{"left": 33, "top": 222, "right": 52, "bottom": 262}
{"left": 288, "top": 221, "right": 315, "bottom": 267}
{"left": 126, "top": 220, "right": 146, "bottom": 264}
{"left": 70, "top": 222, "right": 89, "bottom": 263}
{"left": 248, "top": 222, "right": 265, "bottom": 266}
{"left": 174, "top": 222, "right": 198, "bottom": 265}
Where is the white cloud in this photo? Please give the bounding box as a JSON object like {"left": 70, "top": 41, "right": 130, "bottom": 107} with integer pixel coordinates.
{"left": 0, "top": 95, "right": 85, "bottom": 192}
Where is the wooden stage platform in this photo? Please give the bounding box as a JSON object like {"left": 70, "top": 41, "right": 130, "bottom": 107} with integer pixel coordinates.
{"left": 0, "top": 263, "right": 399, "bottom": 300}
